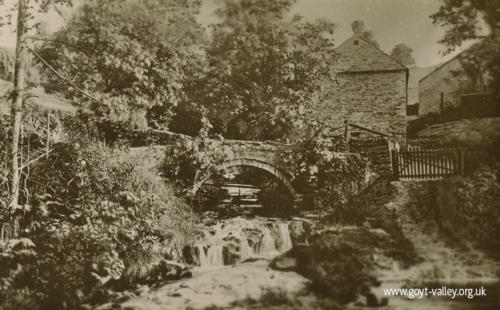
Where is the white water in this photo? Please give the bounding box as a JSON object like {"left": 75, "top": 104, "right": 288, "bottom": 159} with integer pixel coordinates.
{"left": 278, "top": 223, "right": 293, "bottom": 251}
{"left": 257, "top": 226, "right": 277, "bottom": 254}
{"left": 240, "top": 239, "right": 253, "bottom": 261}
{"left": 198, "top": 244, "right": 225, "bottom": 267}
{"left": 193, "top": 217, "right": 303, "bottom": 268}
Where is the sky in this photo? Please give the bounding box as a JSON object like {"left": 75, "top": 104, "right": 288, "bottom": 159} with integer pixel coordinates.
{"left": 0, "top": 0, "right": 469, "bottom": 67}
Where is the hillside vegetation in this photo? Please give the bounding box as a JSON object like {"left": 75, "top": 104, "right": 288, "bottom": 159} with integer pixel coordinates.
{"left": 0, "top": 78, "right": 76, "bottom": 115}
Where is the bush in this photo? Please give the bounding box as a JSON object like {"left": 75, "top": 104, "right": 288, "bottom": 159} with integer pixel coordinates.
{"left": 160, "top": 134, "right": 232, "bottom": 211}
{"left": 278, "top": 131, "right": 371, "bottom": 209}
{"left": 435, "top": 163, "right": 500, "bottom": 253}
{"left": 284, "top": 229, "right": 380, "bottom": 304}
{"left": 0, "top": 141, "right": 197, "bottom": 309}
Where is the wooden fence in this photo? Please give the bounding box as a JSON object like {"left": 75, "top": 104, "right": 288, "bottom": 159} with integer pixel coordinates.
{"left": 391, "top": 148, "right": 464, "bottom": 180}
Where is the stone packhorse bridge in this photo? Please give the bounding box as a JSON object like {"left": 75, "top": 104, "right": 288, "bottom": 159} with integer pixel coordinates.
{"left": 129, "top": 132, "right": 300, "bottom": 204}
{"left": 216, "top": 139, "right": 299, "bottom": 203}
{"left": 130, "top": 124, "right": 396, "bottom": 207}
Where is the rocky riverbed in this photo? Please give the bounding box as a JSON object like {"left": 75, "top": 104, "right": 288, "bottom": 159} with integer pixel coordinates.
{"left": 114, "top": 260, "right": 312, "bottom": 310}
{"left": 96, "top": 216, "right": 318, "bottom": 310}
{"left": 95, "top": 180, "right": 500, "bottom": 310}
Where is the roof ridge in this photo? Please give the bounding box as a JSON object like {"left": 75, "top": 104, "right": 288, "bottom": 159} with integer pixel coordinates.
{"left": 353, "top": 35, "right": 408, "bottom": 71}
{"left": 418, "top": 50, "right": 467, "bottom": 83}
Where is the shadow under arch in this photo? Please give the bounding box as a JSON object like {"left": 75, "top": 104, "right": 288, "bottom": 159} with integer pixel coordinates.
{"left": 194, "top": 157, "right": 298, "bottom": 204}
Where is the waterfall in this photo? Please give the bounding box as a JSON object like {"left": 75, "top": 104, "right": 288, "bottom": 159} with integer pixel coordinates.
{"left": 199, "top": 244, "right": 225, "bottom": 267}
{"left": 191, "top": 218, "right": 303, "bottom": 268}
{"left": 206, "top": 244, "right": 224, "bottom": 266}
{"left": 240, "top": 239, "right": 252, "bottom": 261}
{"left": 198, "top": 245, "right": 208, "bottom": 266}
{"left": 278, "top": 223, "right": 293, "bottom": 251}
{"left": 258, "top": 226, "right": 277, "bottom": 254}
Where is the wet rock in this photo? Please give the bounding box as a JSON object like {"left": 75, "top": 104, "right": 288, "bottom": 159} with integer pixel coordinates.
{"left": 204, "top": 219, "right": 217, "bottom": 226}
{"left": 288, "top": 220, "right": 311, "bottom": 244}
{"left": 281, "top": 229, "right": 384, "bottom": 304}
{"left": 135, "top": 285, "right": 150, "bottom": 297}
{"left": 222, "top": 240, "right": 241, "bottom": 265}
{"left": 142, "top": 259, "right": 191, "bottom": 284}
{"left": 364, "top": 291, "right": 389, "bottom": 307}
{"left": 353, "top": 298, "right": 365, "bottom": 307}
{"left": 242, "top": 228, "right": 264, "bottom": 251}
{"left": 182, "top": 245, "right": 200, "bottom": 266}
{"left": 270, "top": 255, "right": 298, "bottom": 271}
{"left": 180, "top": 270, "right": 192, "bottom": 278}
{"left": 365, "top": 292, "right": 378, "bottom": 307}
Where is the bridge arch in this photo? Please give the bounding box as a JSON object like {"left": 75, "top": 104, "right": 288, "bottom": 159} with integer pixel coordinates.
{"left": 218, "top": 157, "right": 298, "bottom": 202}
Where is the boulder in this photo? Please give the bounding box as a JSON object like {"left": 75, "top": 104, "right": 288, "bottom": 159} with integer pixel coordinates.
{"left": 364, "top": 291, "right": 389, "bottom": 307}
{"left": 269, "top": 255, "right": 298, "bottom": 271}
{"left": 288, "top": 220, "right": 311, "bottom": 244}
{"left": 279, "top": 229, "right": 384, "bottom": 304}
{"left": 182, "top": 245, "right": 200, "bottom": 266}
{"left": 140, "top": 259, "right": 191, "bottom": 284}
{"left": 242, "top": 228, "right": 264, "bottom": 251}
{"left": 222, "top": 240, "right": 240, "bottom": 265}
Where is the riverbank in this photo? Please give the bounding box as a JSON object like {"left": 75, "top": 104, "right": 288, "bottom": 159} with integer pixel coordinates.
{"left": 267, "top": 179, "right": 500, "bottom": 309}
{"left": 93, "top": 178, "right": 500, "bottom": 310}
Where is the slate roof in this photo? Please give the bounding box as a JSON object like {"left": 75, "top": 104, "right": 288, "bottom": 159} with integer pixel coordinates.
{"left": 335, "top": 35, "right": 407, "bottom": 73}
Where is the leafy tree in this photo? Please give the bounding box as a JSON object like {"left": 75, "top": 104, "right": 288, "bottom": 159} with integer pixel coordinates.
{"left": 351, "top": 20, "right": 379, "bottom": 48}
{"left": 190, "top": 0, "right": 336, "bottom": 141}
{"left": 160, "top": 126, "right": 232, "bottom": 211}
{"left": 0, "top": 0, "right": 74, "bottom": 234}
{"left": 431, "top": 0, "right": 500, "bottom": 102}
{"left": 37, "top": 0, "right": 206, "bottom": 128}
{"left": 390, "top": 43, "right": 415, "bottom": 66}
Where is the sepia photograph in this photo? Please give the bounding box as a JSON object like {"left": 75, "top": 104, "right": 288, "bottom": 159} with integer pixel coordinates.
{"left": 0, "top": 0, "right": 499, "bottom": 309}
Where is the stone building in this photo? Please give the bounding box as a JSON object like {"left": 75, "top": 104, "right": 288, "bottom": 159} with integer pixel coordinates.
{"left": 310, "top": 35, "right": 408, "bottom": 144}
{"left": 418, "top": 49, "right": 490, "bottom": 116}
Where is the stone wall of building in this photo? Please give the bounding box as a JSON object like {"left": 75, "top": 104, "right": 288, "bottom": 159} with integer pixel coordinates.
{"left": 310, "top": 70, "right": 407, "bottom": 145}
{"left": 418, "top": 57, "right": 473, "bottom": 116}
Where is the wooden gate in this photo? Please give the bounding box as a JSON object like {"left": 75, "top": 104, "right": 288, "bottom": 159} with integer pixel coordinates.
{"left": 391, "top": 148, "right": 463, "bottom": 180}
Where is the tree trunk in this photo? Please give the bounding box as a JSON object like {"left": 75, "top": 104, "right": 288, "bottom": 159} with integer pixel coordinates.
{"left": 9, "top": 0, "right": 28, "bottom": 217}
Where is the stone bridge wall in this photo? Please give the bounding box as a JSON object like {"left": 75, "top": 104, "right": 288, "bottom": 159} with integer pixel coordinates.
{"left": 221, "top": 139, "right": 287, "bottom": 167}
{"left": 130, "top": 134, "right": 393, "bottom": 207}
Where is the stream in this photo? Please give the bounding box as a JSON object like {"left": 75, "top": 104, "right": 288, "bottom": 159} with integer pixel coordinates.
{"left": 118, "top": 216, "right": 314, "bottom": 310}
{"left": 106, "top": 183, "right": 499, "bottom": 310}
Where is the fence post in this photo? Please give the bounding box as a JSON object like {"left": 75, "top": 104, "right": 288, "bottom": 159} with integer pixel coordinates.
{"left": 459, "top": 149, "right": 464, "bottom": 175}
{"left": 391, "top": 149, "right": 399, "bottom": 180}
{"left": 344, "top": 120, "right": 349, "bottom": 151}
